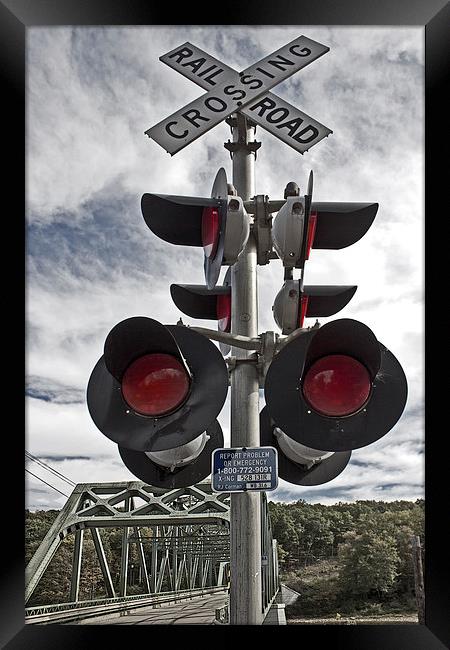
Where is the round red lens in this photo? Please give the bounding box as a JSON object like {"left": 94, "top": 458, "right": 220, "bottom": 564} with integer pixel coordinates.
{"left": 202, "top": 206, "right": 220, "bottom": 259}
{"left": 122, "top": 353, "right": 190, "bottom": 416}
{"left": 216, "top": 294, "right": 231, "bottom": 332}
{"left": 302, "top": 354, "right": 371, "bottom": 417}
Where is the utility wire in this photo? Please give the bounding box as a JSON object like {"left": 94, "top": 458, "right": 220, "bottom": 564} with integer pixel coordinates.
{"left": 25, "top": 450, "right": 75, "bottom": 485}
{"left": 25, "top": 468, "right": 69, "bottom": 498}
{"left": 25, "top": 450, "right": 76, "bottom": 486}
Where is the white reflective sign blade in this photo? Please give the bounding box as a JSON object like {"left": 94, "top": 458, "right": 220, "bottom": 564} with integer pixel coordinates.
{"left": 244, "top": 92, "right": 332, "bottom": 154}
{"left": 160, "top": 41, "right": 332, "bottom": 154}
{"left": 146, "top": 35, "right": 329, "bottom": 155}
{"left": 159, "top": 41, "right": 236, "bottom": 91}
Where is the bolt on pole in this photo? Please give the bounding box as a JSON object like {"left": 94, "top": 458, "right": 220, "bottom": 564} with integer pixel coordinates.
{"left": 227, "top": 113, "right": 263, "bottom": 625}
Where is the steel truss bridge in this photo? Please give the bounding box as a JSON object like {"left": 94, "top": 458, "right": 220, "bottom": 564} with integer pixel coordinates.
{"left": 25, "top": 481, "right": 281, "bottom": 624}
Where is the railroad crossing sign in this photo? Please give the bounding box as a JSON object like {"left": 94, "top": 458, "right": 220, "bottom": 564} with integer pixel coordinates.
{"left": 211, "top": 446, "right": 279, "bottom": 493}
{"left": 146, "top": 35, "right": 332, "bottom": 155}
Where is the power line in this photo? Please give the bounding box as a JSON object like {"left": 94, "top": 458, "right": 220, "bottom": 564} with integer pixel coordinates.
{"left": 25, "top": 450, "right": 76, "bottom": 486}
{"left": 25, "top": 450, "right": 75, "bottom": 485}
{"left": 25, "top": 468, "right": 69, "bottom": 498}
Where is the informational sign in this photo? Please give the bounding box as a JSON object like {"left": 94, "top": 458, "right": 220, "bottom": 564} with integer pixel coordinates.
{"left": 159, "top": 41, "right": 332, "bottom": 155}
{"left": 146, "top": 35, "right": 330, "bottom": 155}
{"left": 211, "top": 446, "right": 278, "bottom": 492}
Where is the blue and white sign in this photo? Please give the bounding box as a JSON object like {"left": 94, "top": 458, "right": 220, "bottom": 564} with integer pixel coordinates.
{"left": 211, "top": 446, "right": 278, "bottom": 493}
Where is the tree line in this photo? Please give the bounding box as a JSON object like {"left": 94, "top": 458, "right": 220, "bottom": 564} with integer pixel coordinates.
{"left": 268, "top": 498, "right": 424, "bottom": 616}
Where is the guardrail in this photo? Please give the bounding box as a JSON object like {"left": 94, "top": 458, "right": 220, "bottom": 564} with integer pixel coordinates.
{"left": 26, "top": 586, "right": 228, "bottom": 625}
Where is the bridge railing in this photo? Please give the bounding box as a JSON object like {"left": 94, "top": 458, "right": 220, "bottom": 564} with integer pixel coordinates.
{"left": 25, "top": 586, "right": 227, "bottom": 625}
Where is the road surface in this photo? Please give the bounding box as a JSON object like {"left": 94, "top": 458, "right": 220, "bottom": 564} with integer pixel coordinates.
{"left": 71, "top": 592, "right": 229, "bottom": 625}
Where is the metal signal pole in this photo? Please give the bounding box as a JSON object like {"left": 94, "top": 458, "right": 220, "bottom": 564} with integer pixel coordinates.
{"left": 226, "top": 113, "right": 263, "bottom": 625}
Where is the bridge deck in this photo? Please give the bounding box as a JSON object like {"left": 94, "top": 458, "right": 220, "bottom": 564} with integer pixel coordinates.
{"left": 69, "top": 592, "right": 229, "bottom": 625}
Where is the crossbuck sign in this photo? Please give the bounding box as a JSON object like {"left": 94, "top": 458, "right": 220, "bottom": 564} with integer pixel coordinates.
{"left": 146, "top": 35, "right": 332, "bottom": 155}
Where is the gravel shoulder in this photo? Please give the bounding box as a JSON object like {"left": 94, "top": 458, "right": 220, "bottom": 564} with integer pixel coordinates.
{"left": 287, "top": 613, "right": 418, "bottom": 625}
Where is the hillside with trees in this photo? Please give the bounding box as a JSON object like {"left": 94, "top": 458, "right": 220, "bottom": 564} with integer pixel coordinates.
{"left": 268, "top": 498, "right": 424, "bottom": 619}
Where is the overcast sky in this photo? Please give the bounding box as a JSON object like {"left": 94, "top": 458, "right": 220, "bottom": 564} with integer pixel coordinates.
{"left": 25, "top": 26, "right": 424, "bottom": 510}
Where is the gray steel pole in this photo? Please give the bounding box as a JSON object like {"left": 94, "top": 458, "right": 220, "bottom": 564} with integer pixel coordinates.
{"left": 228, "top": 113, "right": 263, "bottom": 625}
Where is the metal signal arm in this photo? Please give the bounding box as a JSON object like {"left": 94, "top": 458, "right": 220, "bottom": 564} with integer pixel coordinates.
{"left": 188, "top": 326, "right": 262, "bottom": 352}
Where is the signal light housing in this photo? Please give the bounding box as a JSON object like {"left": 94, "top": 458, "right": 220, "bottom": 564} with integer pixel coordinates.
{"left": 87, "top": 317, "right": 229, "bottom": 453}
{"left": 264, "top": 318, "right": 408, "bottom": 451}
{"left": 272, "top": 196, "right": 307, "bottom": 267}
{"left": 119, "top": 420, "right": 224, "bottom": 489}
{"left": 272, "top": 199, "right": 378, "bottom": 268}
{"left": 260, "top": 408, "right": 351, "bottom": 486}
{"left": 141, "top": 168, "right": 249, "bottom": 289}
{"left": 272, "top": 281, "right": 357, "bottom": 334}
{"left": 309, "top": 202, "right": 378, "bottom": 250}
{"left": 170, "top": 267, "right": 232, "bottom": 356}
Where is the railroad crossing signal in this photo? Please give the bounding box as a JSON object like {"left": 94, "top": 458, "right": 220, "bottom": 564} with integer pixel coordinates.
{"left": 141, "top": 168, "right": 249, "bottom": 289}
{"left": 87, "top": 33, "right": 409, "bottom": 505}
{"left": 118, "top": 420, "right": 224, "bottom": 489}
{"left": 87, "top": 316, "right": 228, "bottom": 487}
{"left": 264, "top": 186, "right": 406, "bottom": 483}
{"left": 272, "top": 199, "right": 378, "bottom": 268}
{"left": 259, "top": 407, "right": 351, "bottom": 486}
{"left": 85, "top": 33, "right": 410, "bottom": 625}
{"left": 273, "top": 283, "right": 357, "bottom": 334}
{"left": 264, "top": 318, "right": 408, "bottom": 453}
{"left": 171, "top": 267, "right": 232, "bottom": 355}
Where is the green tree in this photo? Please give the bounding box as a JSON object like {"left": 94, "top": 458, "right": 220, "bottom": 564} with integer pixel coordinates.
{"left": 276, "top": 543, "right": 289, "bottom": 567}
{"left": 326, "top": 509, "right": 354, "bottom": 556}
{"left": 269, "top": 503, "right": 299, "bottom": 561}
{"left": 338, "top": 528, "right": 400, "bottom": 599}
{"left": 291, "top": 506, "right": 334, "bottom": 565}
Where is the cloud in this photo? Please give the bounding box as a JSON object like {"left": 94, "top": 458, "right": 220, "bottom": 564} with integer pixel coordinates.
{"left": 26, "top": 376, "right": 85, "bottom": 404}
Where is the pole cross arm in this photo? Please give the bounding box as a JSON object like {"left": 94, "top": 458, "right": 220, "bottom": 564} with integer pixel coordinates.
{"left": 275, "top": 321, "right": 320, "bottom": 352}
{"left": 189, "top": 324, "right": 315, "bottom": 357}
{"left": 244, "top": 198, "right": 286, "bottom": 214}
{"left": 188, "top": 326, "right": 262, "bottom": 351}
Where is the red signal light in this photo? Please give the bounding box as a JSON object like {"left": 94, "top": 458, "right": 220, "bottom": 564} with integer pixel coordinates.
{"left": 216, "top": 294, "right": 231, "bottom": 332}
{"left": 305, "top": 211, "right": 317, "bottom": 260}
{"left": 202, "top": 206, "right": 220, "bottom": 259}
{"left": 302, "top": 354, "right": 371, "bottom": 417}
{"left": 122, "top": 353, "right": 190, "bottom": 416}
{"left": 298, "top": 295, "right": 309, "bottom": 328}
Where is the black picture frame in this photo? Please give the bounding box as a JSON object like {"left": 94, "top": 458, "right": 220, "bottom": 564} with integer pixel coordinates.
{"left": 5, "top": 0, "right": 448, "bottom": 646}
